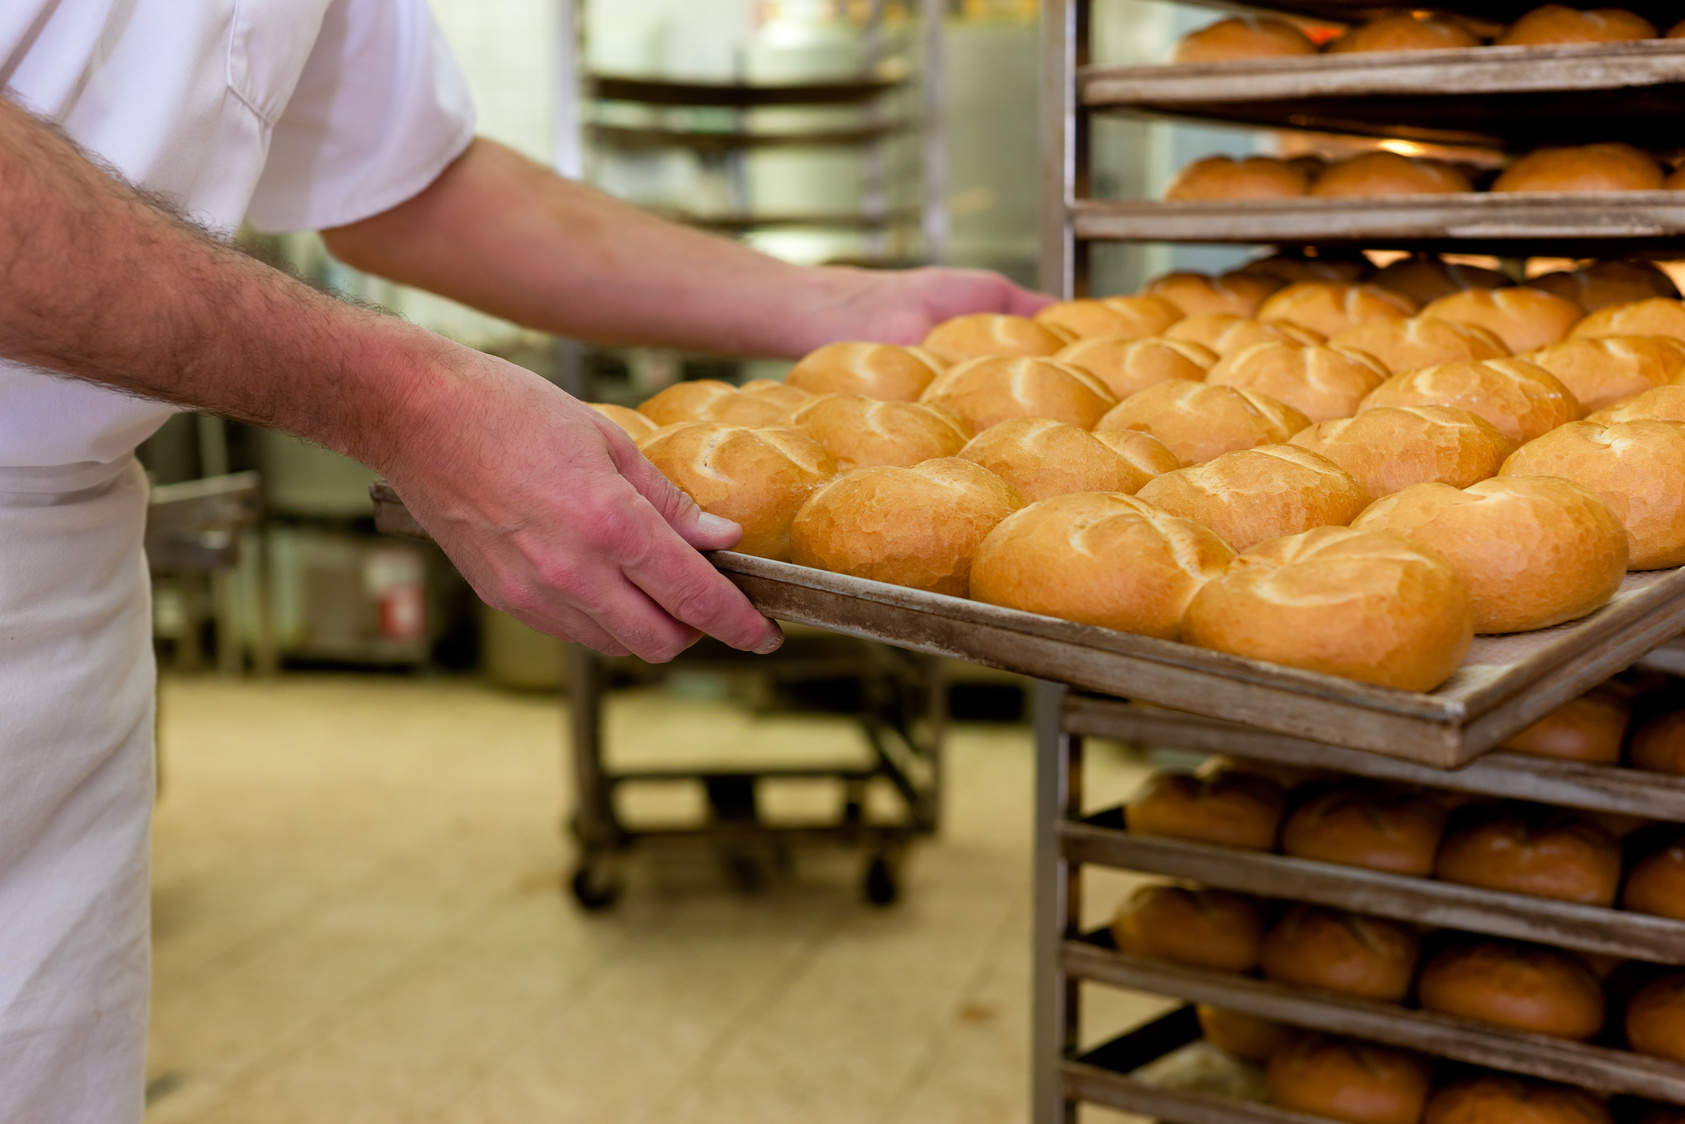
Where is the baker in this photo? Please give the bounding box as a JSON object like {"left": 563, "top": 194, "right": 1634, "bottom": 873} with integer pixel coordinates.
{"left": 0, "top": 3, "right": 1046, "bottom": 1119}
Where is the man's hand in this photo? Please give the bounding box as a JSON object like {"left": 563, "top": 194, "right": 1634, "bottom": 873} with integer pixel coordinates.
{"left": 793, "top": 265, "right": 1055, "bottom": 353}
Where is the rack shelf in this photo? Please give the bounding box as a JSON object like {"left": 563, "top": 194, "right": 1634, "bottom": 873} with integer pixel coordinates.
{"left": 1173, "top": 1, "right": 1684, "bottom": 25}
{"left": 589, "top": 121, "right": 906, "bottom": 153}
{"left": 587, "top": 74, "right": 907, "bottom": 108}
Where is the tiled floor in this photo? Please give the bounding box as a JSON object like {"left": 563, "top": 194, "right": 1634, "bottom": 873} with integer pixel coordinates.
{"left": 146, "top": 672, "right": 1165, "bottom": 1123}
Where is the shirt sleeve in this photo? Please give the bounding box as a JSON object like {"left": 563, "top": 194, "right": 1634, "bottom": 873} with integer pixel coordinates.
{"left": 244, "top": 0, "right": 476, "bottom": 234}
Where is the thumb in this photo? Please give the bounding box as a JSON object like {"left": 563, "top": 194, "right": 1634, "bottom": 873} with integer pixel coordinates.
{"left": 614, "top": 442, "right": 746, "bottom": 552}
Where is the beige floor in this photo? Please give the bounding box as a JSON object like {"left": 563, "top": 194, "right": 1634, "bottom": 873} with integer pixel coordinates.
{"left": 145, "top": 672, "right": 1167, "bottom": 1124}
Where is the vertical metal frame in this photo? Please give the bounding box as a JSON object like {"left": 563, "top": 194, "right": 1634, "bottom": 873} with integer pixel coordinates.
{"left": 1033, "top": 679, "right": 1081, "bottom": 1124}
{"left": 1039, "top": 0, "right": 1087, "bottom": 299}
{"left": 919, "top": 0, "right": 949, "bottom": 264}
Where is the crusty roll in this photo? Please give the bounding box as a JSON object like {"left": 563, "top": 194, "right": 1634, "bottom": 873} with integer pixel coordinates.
{"left": 1290, "top": 406, "right": 1515, "bottom": 498}
{"left": 1436, "top": 805, "right": 1622, "bottom": 905}
{"left": 1261, "top": 905, "right": 1420, "bottom": 1001}
{"left": 1056, "top": 336, "right": 1217, "bottom": 400}
{"left": 1673, "top": 17, "right": 1685, "bottom": 37}
{"left": 1280, "top": 785, "right": 1447, "bottom": 875}
{"left": 590, "top": 402, "right": 658, "bottom": 440}
{"left": 1097, "top": 380, "right": 1310, "bottom": 465}
{"left": 1500, "top": 686, "right": 1631, "bottom": 764}
{"left": 1165, "top": 313, "right": 1326, "bottom": 356}
{"left": 1242, "top": 252, "right": 1374, "bottom": 286}
{"left": 1166, "top": 155, "right": 1310, "bottom": 202}
{"left": 1260, "top": 282, "right": 1420, "bottom": 339}
{"left": 739, "top": 378, "right": 815, "bottom": 412}
{"left": 1267, "top": 1036, "right": 1432, "bottom": 1124}
{"left": 1589, "top": 382, "right": 1685, "bottom": 425}
{"left": 1498, "top": 5, "right": 1657, "bottom": 46}
{"left": 1124, "top": 768, "right": 1286, "bottom": 849}
{"left": 1527, "top": 337, "right": 1685, "bottom": 413}
{"left": 1360, "top": 358, "right": 1581, "bottom": 445}
{"left": 1136, "top": 444, "right": 1370, "bottom": 552}
{"left": 1531, "top": 260, "right": 1681, "bottom": 312}
{"left": 1112, "top": 884, "right": 1265, "bottom": 971}
{"left": 1310, "top": 152, "right": 1473, "bottom": 197}
{"left": 1198, "top": 1006, "right": 1293, "bottom": 1062}
{"left": 1182, "top": 526, "right": 1474, "bottom": 691}
{"left": 1372, "top": 255, "right": 1508, "bottom": 306}
{"left": 971, "top": 492, "right": 1233, "bottom": 637}
{"left": 1499, "top": 419, "right": 1685, "bottom": 568}
{"left": 1175, "top": 16, "right": 1318, "bottom": 62}
{"left": 1424, "top": 1076, "right": 1614, "bottom": 1124}
{"left": 1093, "top": 428, "right": 1185, "bottom": 472}
{"left": 1350, "top": 477, "right": 1628, "bottom": 633}
{"left": 1207, "top": 342, "right": 1390, "bottom": 422}
{"left": 788, "top": 457, "right": 1023, "bottom": 595}
{"left": 1629, "top": 710, "right": 1685, "bottom": 773}
{"left": 919, "top": 356, "right": 1118, "bottom": 432}
{"left": 1421, "top": 288, "right": 1585, "bottom": 353}
{"left": 785, "top": 394, "right": 970, "bottom": 471}
{"left": 638, "top": 378, "right": 791, "bottom": 428}
{"left": 1034, "top": 295, "right": 1185, "bottom": 341}
{"left": 1143, "top": 270, "right": 1284, "bottom": 318}
{"left": 639, "top": 422, "right": 836, "bottom": 560}
{"left": 786, "top": 342, "right": 947, "bottom": 401}
{"left": 1569, "top": 297, "right": 1685, "bottom": 344}
{"left": 1493, "top": 143, "right": 1666, "bottom": 193}
{"left": 1626, "top": 973, "right": 1685, "bottom": 1063}
{"left": 1328, "top": 12, "right": 1482, "bottom": 52}
{"left": 1417, "top": 941, "right": 1606, "bottom": 1039}
{"left": 1330, "top": 317, "right": 1508, "bottom": 377}
{"left": 922, "top": 313, "right": 1071, "bottom": 365}
{"left": 1625, "top": 836, "right": 1685, "bottom": 919}
{"left": 958, "top": 417, "right": 1170, "bottom": 500}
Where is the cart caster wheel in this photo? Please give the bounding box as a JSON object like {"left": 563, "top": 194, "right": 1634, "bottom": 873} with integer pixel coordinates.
{"left": 864, "top": 854, "right": 900, "bottom": 906}
{"left": 569, "top": 864, "right": 622, "bottom": 911}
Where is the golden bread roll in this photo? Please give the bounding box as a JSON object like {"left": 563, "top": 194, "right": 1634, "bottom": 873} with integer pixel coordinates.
{"left": 639, "top": 422, "right": 835, "bottom": 561}
{"left": 1175, "top": 16, "right": 1318, "bottom": 62}
{"left": 1034, "top": 295, "right": 1184, "bottom": 341}
{"left": 1498, "top": 5, "right": 1657, "bottom": 45}
{"left": 1499, "top": 419, "right": 1685, "bottom": 568}
{"left": 1570, "top": 297, "right": 1685, "bottom": 344}
{"left": 1241, "top": 252, "right": 1374, "bottom": 286}
{"left": 739, "top": 378, "right": 814, "bottom": 412}
{"left": 1124, "top": 769, "right": 1286, "bottom": 848}
{"left": 1360, "top": 358, "right": 1581, "bottom": 444}
{"left": 971, "top": 492, "right": 1232, "bottom": 637}
{"left": 922, "top": 313, "right": 1070, "bottom": 365}
{"left": 1267, "top": 1036, "right": 1432, "bottom": 1124}
{"left": 1056, "top": 336, "right": 1216, "bottom": 399}
{"left": 1418, "top": 941, "right": 1606, "bottom": 1039}
{"left": 590, "top": 402, "right": 658, "bottom": 440}
{"left": 788, "top": 458, "right": 1022, "bottom": 596}
{"left": 786, "top": 342, "right": 947, "bottom": 401}
{"left": 1092, "top": 428, "right": 1184, "bottom": 471}
{"left": 1629, "top": 710, "right": 1685, "bottom": 773}
{"left": 1372, "top": 255, "right": 1508, "bottom": 306}
{"left": 1181, "top": 527, "right": 1474, "bottom": 691}
{"left": 1280, "top": 785, "right": 1447, "bottom": 875}
{"left": 1164, "top": 313, "right": 1325, "bottom": 356}
{"left": 958, "top": 416, "right": 1169, "bottom": 500}
{"left": 1493, "top": 143, "right": 1666, "bottom": 192}
{"left": 1206, "top": 342, "right": 1390, "bottom": 422}
{"left": 1328, "top": 12, "right": 1481, "bottom": 53}
{"left": 1527, "top": 337, "right": 1685, "bottom": 413}
{"left": 1143, "top": 270, "right": 1283, "bottom": 317}
{"left": 1424, "top": 1076, "right": 1614, "bottom": 1124}
{"left": 1310, "top": 152, "right": 1473, "bottom": 197}
{"left": 919, "top": 356, "right": 1118, "bottom": 432}
{"left": 1625, "top": 837, "right": 1685, "bottom": 919}
{"left": 1436, "top": 805, "right": 1621, "bottom": 905}
{"left": 1136, "top": 444, "right": 1370, "bottom": 552}
{"left": 1197, "top": 1006, "right": 1293, "bottom": 1062}
{"left": 1674, "top": 18, "right": 1685, "bottom": 38}
{"left": 1350, "top": 477, "right": 1627, "bottom": 633}
{"left": 785, "top": 394, "right": 969, "bottom": 471}
{"left": 1165, "top": 155, "right": 1309, "bottom": 201}
{"left": 1290, "top": 405, "right": 1514, "bottom": 497}
{"left": 1531, "top": 259, "right": 1681, "bottom": 312}
{"left": 1097, "top": 380, "right": 1310, "bottom": 465}
{"left": 1628, "top": 974, "right": 1685, "bottom": 1062}
{"left": 637, "top": 378, "right": 791, "bottom": 428}
{"left": 1111, "top": 884, "right": 1265, "bottom": 971}
{"left": 1260, "top": 282, "right": 1419, "bottom": 339}
{"left": 1500, "top": 686, "right": 1631, "bottom": 764}
{"left": 1260, "top": 905, "right": 1420, "bottom": 1001}
{"left": 1590, "top": 383, "right": 1685, "bottom": 425}
{"left": 1330, "top": 317, "right": 1508, "bottom": 377}
{"left": 1421, "top": 287, "right": 1585, "bottom": 353}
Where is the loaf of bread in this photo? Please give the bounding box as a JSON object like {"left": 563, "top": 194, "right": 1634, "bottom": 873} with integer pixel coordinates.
{"left": 1197, "top": 1006, "right": 1292, "bottom": 1062}
{"left": 788, "top": 457, "right": 1023, "bottom": 595}
{"left": 1361, "top": 358, "right": 1581, "bottom": 444}
{"left": 1290, "top": 405, "right": 1515, "bottom": 497}
{"left": 1242, "top": 252, "right": 1374, "bottom": 286}
{"left": 1328, "top": 12, "right": 1482, "bottom": 53}
{"left": 1182, "top": 526, "right": 1474, "bottom": 690}
{"left": 1500, "top": 686, "right": 1631, "bottom": 764}
{"left": 1097, "top": 380, "right": 1310, "bottom": 465}
{"left": 1260, "top": 282, "right": 1420, "bottom": 339}
{"left": 958, "top": 417, "right": 1171, "bottom": 500}
{"left": 1034, "top": 295, "right": 1184, "bottom": 341}
{"left": 1112, "top": 883, "right": 1264, "bottom": 970}
{"left": 1143, "top": 270, "right": 1283, "bottom": 318}
{"left": 1626, "top": 973, "right": 1685, "bottom": 1063}
{"left": 739, "top": 378, "right": 814, "bottom": 412}
{"left": 1494, "top": 143, "right": 1666, "bottom": 192}
{"left": 1136, "top": 444, "right": 1370, "bottom": 552}
{"left": 1417, "top": 941, "right": 1606, "bottom": 1039}
{"left": 1569, "top": 297, "right": 1685, "bottom": 344}
{"left": 1166, "top": 155, "right": 1310, "bottom": 202}
{"left": 1164, "top": 313, "right": 1326, "bottom": 356}
{"left": 1124, "top": 768, "right": 1286, "bottom": 848}
{"left": 1372, "top": 255, "right": 1507, "bottom": 306}
{"left": 1266, "top": 1035, "right": 1432, "bottom": 1124}
{"left": 1624, "top": 836, "right": 1685, "bottom": 919}
{"left": 1280, "top": 784, "right": 1447, "bottom": 875}
{"left": 1421, "top": 287, "right": 1586, "bottom": 353}
{"left": 922, "top": 313, "right": 1071, "bottom": 365}
{"left": 590, "top": 402, "right": 658, "bottom": 440}
{"left": 1499, "top": 419, "right": 1685, "bottom": 568}
{"left": 1055, "top": 336, "right": 1217, "bottom": 400}
{"left": 1436, "top": 805, "right": 1622, "bottom": 905}
{"left": 1206, "top": 342, "right": 1390, "bottom": 421}
{"left": 1588, "top": 382, "right": 1685, "bottom": 425}
{"left": 1628, "top": 710, "right": 1685, "bottom": 773}
{"left": 1310, "top": 152, "right": 1473, "bottom": 197}
{"left": 971, "top": 492, "right": 1234, "bottom": 638}
{"left": 1530, "top": 260, "right": 1681, "bottom": 312}
{"left": 919, "top": 356, "right": 1118, "bottom": 432}
{"left": 1424, "top": 1076, "right": 1614, "bottom": 1124}
{"left": 1330, "top": 317, "right": 1508, "bottom": 377}
{"left": 1260, "top": 905, "right": 1420, "bottom": 1001}
{"left": 1175, "top": 16, "right": 1318, "bottom": 62}
{"left": 1525, "top": 337, "right": 1685, "bottom": 413}
{"left": 638, "top": 378, "right": 792, "bottom": 428}
{"left": 1497, "top": 5, "right": 1657, "bottom": 45}
{"left": 1093, "top": 428, "right": 1187, "bottom": 471}
{"left": 639, "top": 422, "right": 836, "bottom": 560}
{"left": 786, "top": 341, "right": 947, "bottom": 401}
{"left": 785, "top": 394, "right": 970, "bottom": 471}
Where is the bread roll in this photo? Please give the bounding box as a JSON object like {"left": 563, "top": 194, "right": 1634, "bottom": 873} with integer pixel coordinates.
{"left": 1625, "top": 837, "right": 1685, "bottom": 919}
{"left": 1093, "top": 428, "right": 1185, "bottom": 471}
{"left": 1424, "top": 1076, "right": 1614, "bottom": 1124}
{"left": 1198, "top": 1006, "right": 1293, "bottom": 1062}
{"left": 971, "top": 492, "right": 1233, "bottom": 637}
{"left": 1350, "top": 477, "right": 1627, "bottom": 633}
{"left": 1137, "top": 445, "right": 1370, "bottom": 552}
{"left": 1499, "top": 419, "right": 1685, "bottom": 568}
{"left": 788, "top": 457, "right": 1023, "bottom": 595}
{"left": 1531, "top": 260, "right": 1681, "bottom": 312}
{"left": 1290, "top": 406, "right": 1514, "bottom": 497}
{"left": 1207, "top": 342, "right": 1390, "bottom": 422}
{"left": 1629, "top": 710, "right": 1685, "bottom": 773}
{"left": 1436, "top": 805, "right": 1622, "bottom": 905}
{"left": 1144, "top": 271, "right": 1283, "bottom": 318}
{"left": 1260, "top": 283, "right": 1420, "bottom": 339}
{"left": 1056, "top": 336, "right": 1216, "bottom": 399}
{"left": 1261, "top": 905, "right": 1420, "bottom": 1001}
{"left": 1097, "top": 380, "right": 1310, "bottom": 465}
{"left": 1494, "top": 143, "right": 1666, "bottom": 193}
{"left": 1124, "top": 768, "right": 1286, "bottom": 849}
{"left": 786, "top": 342, "right": 946, "bottom": 401}
{"left": 1111, "top": 883, "right": 1264, "bottom": 971}
{"left": 1310, "top": 152, "right": 1474, "bottom": 197}
{"left": 1361, "top": 358, "right": 1581, "bottom": 444}
{"left": 1166, "top": 155, "right": 1309, "bottom": 201}
{"left": 1330, "top": 317, "right": 1509, "bottom": 377}
{"left": 1626, "top": 973, "right": 1685, "bottom": 1062}
{"left": 639, "top": 422, "right": 836, "bottom": 560}
{"left": 1328, "top": 12, "right": 1482, "bottom": 53}
{"left": 1421, "top": 288, "right": 1585, "bottom": 353}
{"left": 1280, "top": 785, "right": 1447, "bottom": 875}
{"left": 638, "top": 378, "right": 791, "bottom": 427}
{"left": 1588, "top": 382, "right": 1685, "bottom": 425}
{"left": 1417, "top": 941, "right": 1606, "bottom": 1039}
{"left": 1267, "top": 1036, "right": 1432, "bottom": 1124}
{"left": 1527, "top": 337, "right": 1685, "bottom": 413}
{"left": 590, "top": 402, "right": 658, "bottom": 440}
{"left": 1165, "top": 313, "right": 1326, "bottom": 356}
{"left": 1242, "top": 253, "right": 1374, "bottom": 286}
{"left": 1500, "top": 686, "right": 1631, "bottom": 764}
{"left": 1498, "top": 6, "right": 1657, "bottom": 46}
{"left": 922, "top": 313, "right": 1070, "bottom": 364}
{"left": 739, "top": 378, "right": 814, "bottom": 412}
{"left": 1175, "top": 16, "right": 1318, "bottom": 62}
{"left": 1570, "top": 297, "right": 1685, "bottom": 344}
{"left": 1372, "top": 255, "right": 1508, "bottom": 306}
{"left": 959, "top": 417, "right": 1169, "bottom": 500}
{"left": 919, "top": 356, "right": 1118, "bottom": 432}
{"left": 785, "top": 394, "right": 969, "bottom": 471}
{"left": 1034, "top": 295, "right": 1184, "bottom": 341}
{"left": 1673, "top": 18, "right": 1685, "bottom": 38}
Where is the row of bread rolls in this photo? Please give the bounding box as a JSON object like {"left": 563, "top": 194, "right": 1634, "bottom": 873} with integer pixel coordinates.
{"left": 1500, "top": 677, "right": 1685, "bottom": 772}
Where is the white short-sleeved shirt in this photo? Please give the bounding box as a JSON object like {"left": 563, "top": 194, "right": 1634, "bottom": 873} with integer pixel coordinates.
{"left": 0, "top": 0, "right": 476, "bottom": 485}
